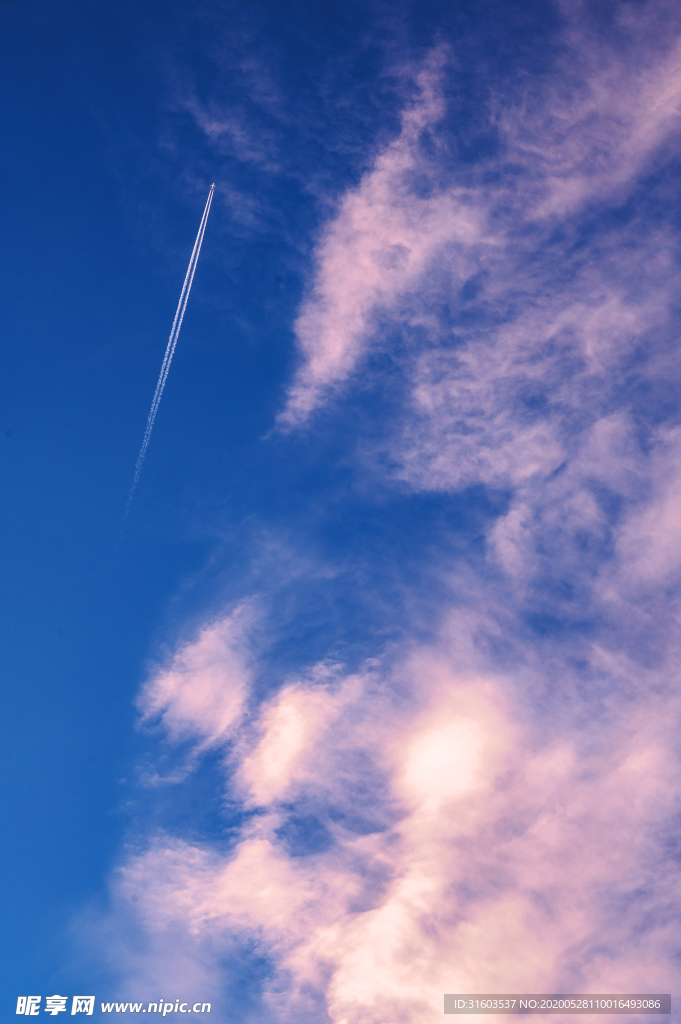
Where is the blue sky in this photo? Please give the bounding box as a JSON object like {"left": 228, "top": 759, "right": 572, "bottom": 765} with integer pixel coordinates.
{"left": 2, "top": 0, "right": 680, "bottom": 1020}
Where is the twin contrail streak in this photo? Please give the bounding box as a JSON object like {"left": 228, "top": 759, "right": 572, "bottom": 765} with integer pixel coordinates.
{"left": 124, "top": 184, "right": 215, "bottom": 520}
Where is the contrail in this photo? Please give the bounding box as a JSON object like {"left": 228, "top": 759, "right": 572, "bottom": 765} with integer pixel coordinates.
{"left": 124, "top": 184, "right": 215, "bottom": 520}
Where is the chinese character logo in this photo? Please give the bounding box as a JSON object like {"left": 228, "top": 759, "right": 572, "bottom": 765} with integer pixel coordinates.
{"left": 16, "top": 996, "right": 95, "bottom": 1017}
{"left": 71, "top": 998, "right": 95, "bottom": 1016}
{"left": 45, "top": 996, "right": 68, "bottom": 1016}
{"left": 16, "top": 997, "right": 41, "bottom": 1015}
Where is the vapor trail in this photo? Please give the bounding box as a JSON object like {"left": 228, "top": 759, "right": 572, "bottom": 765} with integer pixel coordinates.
{"left": 124, "top": 184, "right": 215, "bottom": 520}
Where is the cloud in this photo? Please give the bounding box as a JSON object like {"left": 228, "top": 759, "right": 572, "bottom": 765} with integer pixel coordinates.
{"left": 235, "top": 664, "right": 355, "bottom": 806}
{"left": 278, "top": 8, "right": 681, "bottom": 433}
{"left": 277, "top": 47, "right": 486, "bottom": 429}
{"left": 498, "top": 26, "right": 681, "bottom": 219}
{"left": 102, "top": 642, "right": 680, "bottom": 1021}
{"left": 88, "top": 7, "right": 681, "bottom": 1020}
{"left": 614, "top": 426, "right": 681, "bottom": 587}
{"left": 137, "top": 603, "right": 254, "bottom": 752}
{"left": 181, "top": 94, "right": 282, "bottom": 172}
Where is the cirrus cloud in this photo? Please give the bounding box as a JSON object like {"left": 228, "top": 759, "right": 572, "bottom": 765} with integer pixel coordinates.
{"left": 87, "top": 6, "right": 681, "bottom": 1020}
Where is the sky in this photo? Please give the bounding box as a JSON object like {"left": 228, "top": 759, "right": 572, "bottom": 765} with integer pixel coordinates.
{"left": 1, "top": 0, "right": 680, "bottom": 1021}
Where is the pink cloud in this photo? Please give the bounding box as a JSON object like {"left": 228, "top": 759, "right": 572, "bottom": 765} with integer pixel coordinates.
{"left": 277, "top": 16, "right": 681, "bottom": 436}
{"left": 89, "top": 12, "right": 681, "bottom": 1019}
{"left": 137, "top": 603, "right": 254, "bottom": 753}
{"left": 102, "top": 640, "right": 679, "bottom": 1021}
{"left": 235, "top": 665, "right": 357, "bottom": 806}
{"left": 614, "top": 426, "right": 681, "bottom": 586}
{"left": 520, "top": 6, "right": 681, "bottom": 219}
{"left": 277, "top": 48, "right": 486, "bottom": 429}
